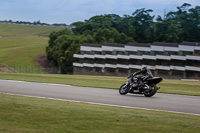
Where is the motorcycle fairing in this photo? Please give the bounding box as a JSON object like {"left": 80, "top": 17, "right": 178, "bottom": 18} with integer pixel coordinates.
{"left": 146, "top": 77, "right": 163, "bottom": 84}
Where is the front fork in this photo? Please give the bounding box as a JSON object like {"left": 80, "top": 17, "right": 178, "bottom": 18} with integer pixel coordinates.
{"left": 124, "top": 83, "right": 132, "bottom": 91}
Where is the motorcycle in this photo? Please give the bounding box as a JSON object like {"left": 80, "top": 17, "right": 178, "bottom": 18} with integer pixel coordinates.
{"left": 119, "top": 74, "right": 162, "bottom": 97}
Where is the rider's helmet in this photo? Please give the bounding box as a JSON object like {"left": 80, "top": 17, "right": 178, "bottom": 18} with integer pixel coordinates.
{"left": 141, "top": 67, "right": 147, "bottom": 74}
{"left": 141, "top": 67, "right": 153, "bottom": 77}
{"left": 141, "top": 67, "right": 147, "bottom": 73}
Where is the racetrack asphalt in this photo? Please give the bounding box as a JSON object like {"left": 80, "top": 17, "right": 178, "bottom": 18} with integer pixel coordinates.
{"left": 0, "top": 79, "right": 200, "bottom": 116}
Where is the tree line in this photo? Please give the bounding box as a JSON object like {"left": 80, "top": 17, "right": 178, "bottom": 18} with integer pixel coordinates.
{"left": 46, "top": 3, "right": 200, "bottom": 73}
{"left": 0, "top": 20, "right": 69, "bottom": 27}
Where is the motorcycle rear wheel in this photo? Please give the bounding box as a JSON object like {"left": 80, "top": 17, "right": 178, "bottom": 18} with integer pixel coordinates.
{"left": 119, "top": 83, "right": 129, "bottom": 95}
{"left": 143, "top": 84, "right": 158, "bottom": 97}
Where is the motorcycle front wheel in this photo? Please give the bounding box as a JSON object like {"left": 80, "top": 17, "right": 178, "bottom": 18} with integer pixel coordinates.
{"left": 119, "top": 83, "right": 129, "bottom": 95}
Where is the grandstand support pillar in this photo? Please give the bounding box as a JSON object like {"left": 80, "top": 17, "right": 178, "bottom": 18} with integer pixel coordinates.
{"left": 116, "top": 68, "right": 119, "bottom": 74}
{"left": 154, "top": 70, "right": 158, "bottom": 77}
{"left": 169, "top": 71, "right": 172, "bottom": 77}
{"left": 183, "top": 71, "right": 186, "bottom": 79}
{"left": 194, "top": 72, "right": 199, "bottom": 79}
{"left": 128, "top": 69, "right": 132, "bottom": 75}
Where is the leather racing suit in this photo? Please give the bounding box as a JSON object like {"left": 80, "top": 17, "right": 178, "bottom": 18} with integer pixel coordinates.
{"left": 132, "top": 67, "right": 153, "bottom": 87}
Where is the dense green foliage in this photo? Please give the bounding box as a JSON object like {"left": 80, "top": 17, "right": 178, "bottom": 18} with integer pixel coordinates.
{"left": 46, "top": 3, "right": 200, "bottom": 73}
{"left": 72, "top": 3, "right": 200, "bottom": 43}
{"left": 154, "top": 3, "right": 200, "bottom": 43}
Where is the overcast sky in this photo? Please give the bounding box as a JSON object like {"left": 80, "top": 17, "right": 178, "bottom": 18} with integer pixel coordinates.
{"left": 0, "top": 0, "right": 199, "bottom": 24}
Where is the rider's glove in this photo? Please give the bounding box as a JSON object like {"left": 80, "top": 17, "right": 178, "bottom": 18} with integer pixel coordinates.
{"left": 132, "top": 72, "right": 137, "bottom": 76}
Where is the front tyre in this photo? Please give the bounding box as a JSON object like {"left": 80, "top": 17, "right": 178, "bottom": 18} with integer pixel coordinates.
{"left": 119, "top": 83, "right": 129, "bottom": 95}
{"left": 144, "top": 84, "right": 158, "bottom": 97}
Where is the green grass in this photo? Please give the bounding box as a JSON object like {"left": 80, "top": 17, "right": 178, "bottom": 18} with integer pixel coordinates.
{"left": 158, "top": 79, "right": 200, "bottom": 95}
{"left": 0, "top": 73, "right": 200, "bottom": 96}
{"left": 0, "top": 24, "right": 65, "bottom": 67}
{"left": 0, "top": 24, "right": 64, "bottom": 36}
{"left": 0, "top": 93, "right": 199, "bottom": 133}
{"left": 0, "top": 36, "right": 48, "bottom": 67}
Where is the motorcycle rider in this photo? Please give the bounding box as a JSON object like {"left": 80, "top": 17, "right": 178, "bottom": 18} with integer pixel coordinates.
{"left": 132, "top": 67, "right": 153, "bottom": 88}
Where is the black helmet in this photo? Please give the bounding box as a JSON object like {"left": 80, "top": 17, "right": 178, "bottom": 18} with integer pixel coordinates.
{"left": 141, "top": 67, "right": 147, "bottom": 72}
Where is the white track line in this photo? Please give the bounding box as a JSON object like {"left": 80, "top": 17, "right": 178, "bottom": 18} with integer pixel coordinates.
{"left": 1, "top": 92, "right": 200, "bottom": 116}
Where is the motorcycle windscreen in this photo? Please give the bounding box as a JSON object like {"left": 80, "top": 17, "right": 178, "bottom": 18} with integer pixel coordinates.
{"left": 147, "top": 77, "right": 163, "bottom": 84}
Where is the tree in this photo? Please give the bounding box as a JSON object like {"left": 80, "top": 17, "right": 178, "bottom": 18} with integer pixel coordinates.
{"left": 155, "top": 3, "right": 200, "bottom": 43}
{"left": 187, "top": 5, "right": 200, "bottom": 42}
{"left": 46, "top": 28, "right": 74, "bottom": 66}
{"left": 132, "top": 8, "right": 155, "bottom": 43}
{"left": 46, "top": 3, "right": 200, "bottom": 73}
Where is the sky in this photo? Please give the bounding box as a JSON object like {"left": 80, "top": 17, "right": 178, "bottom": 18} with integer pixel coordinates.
{"left": 0, "top": 0, "right": 199, "bottom": 25}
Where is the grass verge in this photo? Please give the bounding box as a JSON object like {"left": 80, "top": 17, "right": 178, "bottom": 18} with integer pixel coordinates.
{"left": 0, "top": 73, "right": 200, "bottom": 96}
{"left": 0, "top": 93, "right": 200, "bottom": 133}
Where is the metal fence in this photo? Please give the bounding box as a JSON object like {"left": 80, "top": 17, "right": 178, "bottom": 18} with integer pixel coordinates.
{"left": 0, "top": 64, "right": 60, "bottom": 74}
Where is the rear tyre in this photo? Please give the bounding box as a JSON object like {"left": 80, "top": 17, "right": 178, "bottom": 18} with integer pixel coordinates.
{"left": 119, "top": 83, "right": 129, "bottom": 95}
{"left": 144, "top": 84, "right": 158, "bottom": 97}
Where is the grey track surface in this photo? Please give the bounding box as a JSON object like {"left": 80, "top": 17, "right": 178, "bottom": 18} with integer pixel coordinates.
{"left": 0, "top": 79, "right": 200, "bottom": 115}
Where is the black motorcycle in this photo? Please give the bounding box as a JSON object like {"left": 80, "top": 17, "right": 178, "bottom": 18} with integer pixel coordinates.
{"left": 119, "top": 74, "right": 162, "bottom": 97}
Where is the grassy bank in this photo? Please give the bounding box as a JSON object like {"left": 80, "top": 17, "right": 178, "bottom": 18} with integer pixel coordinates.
{"left": 0, "top": 24, "right": 64, "bottom": 36}
{"left": 0, "top": 73, "right": 200, "bottom": 96}
{"left": 0, "top": 24, "right": 65, "bottom": 67}
{"left": 0, "top": 93, "right": 199, "bottom": 133}
{"left": 0, "top": 36, "right": 48, "bottom": 67}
